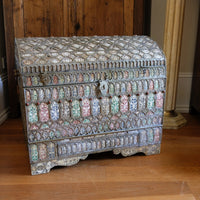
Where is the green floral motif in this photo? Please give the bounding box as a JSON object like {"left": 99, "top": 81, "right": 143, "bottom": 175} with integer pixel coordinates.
{"left": 84, "top": 74, "right": 89, "bottom": 82}
{"left": 28, "top": 104, "right": 38, "bottom": 123}
{"left": 132, "top": 82, "right": 137, "bottom": 93}
{"left": 30, "top": 144, "right": 38, "bottom": 162}
{"left": 32, "top": 90, "right": 38, "bottom": 102}
{"left": 41, "top": 124, "right": 49, "bottom": 129}
{"left": 49, "top": 131, "right": 54, "bottom": 138}
{"left": 59, "top": 75, "right": 65, "bottom": 84}
{"left": 154, "top": 80, "right": 159, "bottom": 90}
{"left": 72, "top": 100, "right": 80, "bottom": 118}
{"left": 147, "top": 129, "right": 154, "bottom": 143}
{"left": 98, "top": 125, "right": 103, "bottom": 132}
{"left": 111, "top": 96, "right": 119, "bottom": 114}
{"left": 147, "top": 93, "right": 155, "bottom": 109}
{"left": 84, "top": 86, "right": 90, "bottom": 97}
{"left": 109, "top": 84, "right": 115, "bottom": 95}
{"left": 64, "top": 121, "right": 69, "bottom": 125}
{"left": 32, "top": 77, "right": 38, "bottom": 86}
{"left": 129, "top": 71, "right": 134, "bottom": 79}
{"left": 59, "top": 88, "right": 65, "bottom": 99}
{"left": 83, "top": 119, "right": 90, "bottom": 123}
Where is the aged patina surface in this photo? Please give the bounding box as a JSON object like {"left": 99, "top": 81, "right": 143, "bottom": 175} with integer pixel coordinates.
{"left": 15, "top": 36, "right": 166, "bottom": 175}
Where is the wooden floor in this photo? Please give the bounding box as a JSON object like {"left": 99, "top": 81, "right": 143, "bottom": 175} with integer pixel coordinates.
{"left": 0, "top": 114, "right": 200, "bottom": 200}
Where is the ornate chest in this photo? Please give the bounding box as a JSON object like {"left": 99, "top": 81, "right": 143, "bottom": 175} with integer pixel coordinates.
{"left": 15, "top": 36, "right": 166, "bottom": 175}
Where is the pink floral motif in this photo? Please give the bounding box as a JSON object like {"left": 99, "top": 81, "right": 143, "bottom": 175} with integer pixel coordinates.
{"left": 79, "top": 86, "right": 84, "bottom": 97}
{"left": 149, "top": 80, "right": 154, "bottom": 90}
{"left": 53, "top": 76, "right": 58, "bottom": 84}
{"left": 73, "top": 120, "right": 81, "bottom": 124}
{"left": 39, "top": 103, "right": 49, "bottom": 122}
{"left": 156, "top": 92, "right": 163, "bottom": 108}
{"left": 109, "top": 123, "right": 115, "bottom": 130}
{"left": 30, "top": 124, "right": 38, "bottom": 130}
{"left": 52, "top": 88, "right": 58, "bottom": 100}
{"left": 26, "top": 77, "right": 32, "bottom": 86}
{"left": 124, "top": 71, "right": 129, "bottom": 79}
{"left": 154, "top": 128, "right": 160, "bottom": 142}
{"left": 78, "top": 74, "right": 83, "bottom": 82}
{"left": 26, "top": 90, "right": 31, "bottom": 102}
{"left": 82, "top": 98, "right": 90, "bottom": 117}
{"left": 120, "top": 95, "right": 128, "bottom": 113}
{"left": 39, "top": 144, "right": 47, "bottom": 160}
{"left": 127, "top": 83, "right": 132, "bottom": 93}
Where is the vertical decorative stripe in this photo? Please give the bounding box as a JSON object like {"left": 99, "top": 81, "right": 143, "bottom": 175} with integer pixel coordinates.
{"left": 28, "top": 104, "right": 38, "bottom": 123}
{"left": 39, "top": 103, "right": 49, "bottom": 122}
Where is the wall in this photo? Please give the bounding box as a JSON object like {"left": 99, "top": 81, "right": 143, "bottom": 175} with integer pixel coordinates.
{"left": 151, "top": 0, "right": 200, "bottom": 113}
{"left": 0, "top": 1, "right": 9, "bottom": 125}
{"left": 176, "top": 0, "right": 199, "bottom": 113}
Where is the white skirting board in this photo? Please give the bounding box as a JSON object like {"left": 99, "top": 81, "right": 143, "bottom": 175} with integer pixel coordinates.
{"left": 176, "top": 72, "right": 193, "bottom": 113}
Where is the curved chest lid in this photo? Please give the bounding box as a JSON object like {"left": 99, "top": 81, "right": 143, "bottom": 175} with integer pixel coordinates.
{"left": 15, "top": 35, "right": 165, "bottom": 74}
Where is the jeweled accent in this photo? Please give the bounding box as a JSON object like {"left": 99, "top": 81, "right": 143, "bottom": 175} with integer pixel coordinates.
{"left": 139, "top": 93, "right": 146, "bottom": 110}
{"left": 47, "top": 143, "right": 55, "bottom": 159}
{"left": 32, "top": 90, "right": 38, "bottom": 102}
{"left": 79, "top": 86, "right": 84, "bottom": 97}
{"left": 111, "top": 96, "right": 119, "bottom": 114}
{"left": 26, "top": 90, "right": 31, "bottom": 102}
{"left": 154, "top": 80, "right": 159, "bottom": 90}
{"left": 154, "top": 128, "right": 160, "bottom": 142}
{"left": 147, "top": 93, "right": 155, "bottom": 110}
{"left": 38, "top": 144, "right": 47, "bottom": 160}
{"left": 72, "top": 87, "right": 77, "bottom": 97}
{"left": 149, "top": 80, "right": 154, "bottom": 90}
{"left": 132, "top": 82, "right": 137, "bottom": 93}
{"left": 61, "top": 101, "right": 70, "bottom": 119}
{"left": 102, "top": 97, "right": 110, "bottom": 115}
{"left": 127, "top": 83, "right": 132, "bottom": 93}
{"left": 121, "top": 83, "right": 126, "bottom": 93}
{"left": 26, "top": 77, "right": 32, "bottom": 86}
{"left": 78, "top": 74, "right": 83, "bottom": 82}
{"left": 30, "top": 144, "right": 38, "bottom": 162}
{"left": 41, "top": 124, "right": 49, "bottom": 129}
{"left": 109, "top": 84, "right": 115, "bottom": 95}
{"left": 138, "top": 81, "right": 143, "bottom": 92}
{"left": 59, "top": 88, "right": 65, "bottom": 99}
{"left": 143, "top": 80, "right": 148, "bottom": 91}
{"left": 39, "top": 103, "right": 49, "bottom": 122}
{"left": 38, "top": 89, "right": 44, "bottom": 101}
{"left": 32, "top": 77, "right": 38, "bottom": 86}
{"left": 84, "top": 86, "right": 90, "bottom": 97}
{"left": 59, "top": 75, "right": 65, "bottom": 84}
{"left": 52, "top": 88, "right": 58, "bottom": 100}
{"left": 120, "top": 95, "right": 128, "bottom": 113}
{"left": 156, "top": 92, "right": 164, "bottom": 108}
{"left": 82, "top": 98, "right": 91, "bottom": 117}
{"left": 115, "top": 83, "right": 120, "bottom": 94}
{"left": 28, "top": 104, "right": 38, "bottom": 123}
{"left": 45, "top": 89, "right": 51, "bottom": 99}
{"left": 72, "top": 100, "right": 81, "bottom": 118}
{"left": 65, "top": 87, "right": 71, "bottom": 98}
{"left": 50, "top": 101, "right": 60, "bottom": 121}
{"left": 92, "top": 98, "right": 100, "bottom": 116}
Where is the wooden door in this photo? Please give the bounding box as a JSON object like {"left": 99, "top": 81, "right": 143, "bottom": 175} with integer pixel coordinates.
{"left": 3, "top": 0, "right": 151, "bottom": 117}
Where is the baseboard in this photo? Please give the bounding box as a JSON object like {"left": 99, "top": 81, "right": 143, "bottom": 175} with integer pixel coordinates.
{"left": 176, "top": 72, "right": 193, "bottom": 114}
{"left": 176, "top": 105, "right": 190, "bottom": 113}
{"left": 0, "top": 108, "right": 9, "bottom": 125}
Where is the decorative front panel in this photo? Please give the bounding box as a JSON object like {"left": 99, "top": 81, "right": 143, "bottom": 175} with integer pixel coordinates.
{"left": 16, "top": 35, "right": 166, "bottom": 175}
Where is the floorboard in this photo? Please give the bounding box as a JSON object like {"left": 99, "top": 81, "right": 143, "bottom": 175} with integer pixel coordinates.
{"left": 0, "top": 114, "right": 200, "bottom": 200}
